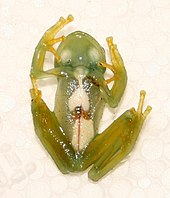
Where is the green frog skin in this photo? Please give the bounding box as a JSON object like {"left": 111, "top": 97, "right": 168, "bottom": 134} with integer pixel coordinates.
{"left": 30, "top": 15, "right": 152, "bottom": 181}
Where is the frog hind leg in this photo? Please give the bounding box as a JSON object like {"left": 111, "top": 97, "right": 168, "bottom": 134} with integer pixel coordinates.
{"left": 29, "top": 15, "right": 77, "bottom": 174}
{"left": 99, "top": 37, "right": 127, "bottom": 108}
{"left": 83, "top": 91, "right": 151, "bottom": 181}
{"left": 30, "top": 15, "right": 74, "bottom": 79}
{"left": 30, "top": 82, "right": 76, "bottom": 174}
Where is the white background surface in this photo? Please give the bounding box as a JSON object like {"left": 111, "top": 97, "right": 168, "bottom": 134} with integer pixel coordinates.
{"left": 0, "top": 0, "right": 170, "bottom": 197}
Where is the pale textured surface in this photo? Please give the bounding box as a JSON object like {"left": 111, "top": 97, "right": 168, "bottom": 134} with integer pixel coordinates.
{"left": 0, "top": 0, "right": 170, "bottom": 197}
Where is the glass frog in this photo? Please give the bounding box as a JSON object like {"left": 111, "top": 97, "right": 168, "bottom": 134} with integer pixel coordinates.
{"left": 30, "top": 15, "right": 152, "bottom": 181}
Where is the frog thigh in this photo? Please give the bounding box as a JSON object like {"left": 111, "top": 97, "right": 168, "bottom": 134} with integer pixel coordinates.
{"left": 30, "top": 88, "right": 76, "bottom": 174}
{"left": 82, "top": 91, "right": 151, "bottom": 181}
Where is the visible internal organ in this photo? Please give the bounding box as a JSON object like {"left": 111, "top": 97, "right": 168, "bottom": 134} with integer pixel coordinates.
{"left": 71, "top": 106, "right": 94, "bottom": 151}
{"left": 68, "top": 78, "right": 89, "bottom": 112}
{"left": 68, "top": 77, "right": 94, "bottom": 152}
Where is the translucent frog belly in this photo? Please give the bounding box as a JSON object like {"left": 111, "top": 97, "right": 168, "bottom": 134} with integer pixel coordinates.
{"left": 54, "top": 76, "right": 105, "bottom": 151}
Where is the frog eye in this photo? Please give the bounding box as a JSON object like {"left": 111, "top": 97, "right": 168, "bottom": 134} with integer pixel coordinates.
{"left": 60, "top": 49, "right": 72, "bottom": 63}
{"left": 88, "top": 47, "right": 100, "bottom": 62}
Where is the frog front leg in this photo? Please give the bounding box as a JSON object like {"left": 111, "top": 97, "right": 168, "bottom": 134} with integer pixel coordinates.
{"left": 30, "top": 82, "right": 76, "bottom": 174}
{"left": 99, "top": 37, "right": 127, "bottom": 107}
{"left": 30, "top": 15, "right": 74, "bottom": 79}
{"left": 82, "top": 91, "right": 151, "bottom": 181}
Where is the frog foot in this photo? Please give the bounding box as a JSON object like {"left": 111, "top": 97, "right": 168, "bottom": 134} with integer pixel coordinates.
{"left": 130, "top": 90, "right": 152, "bottom": 123}
{"left": 98, "top": 36, "right": 126, "bottom": 84}
{"left": 40, "top": 15, "right": 74, "bottom": 62}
